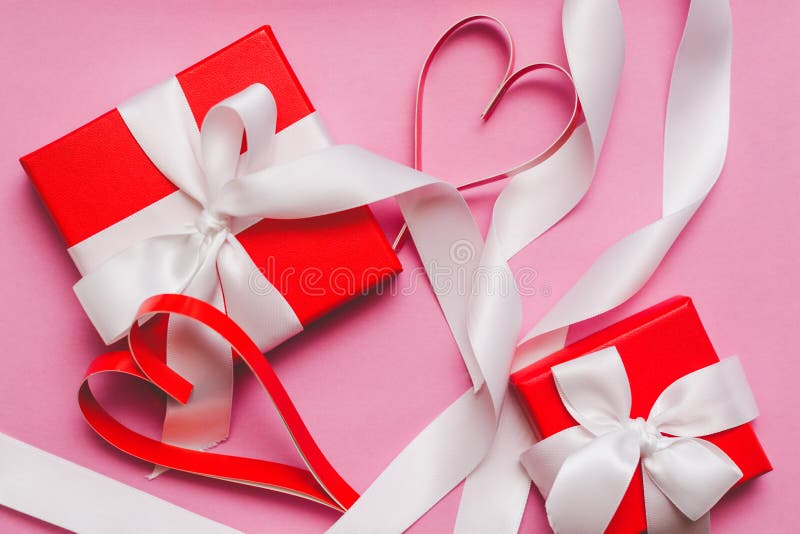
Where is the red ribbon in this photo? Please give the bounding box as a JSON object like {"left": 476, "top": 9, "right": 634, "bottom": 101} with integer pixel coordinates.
{"left": 79, "top": 294, "right": 358, "bottom": 512}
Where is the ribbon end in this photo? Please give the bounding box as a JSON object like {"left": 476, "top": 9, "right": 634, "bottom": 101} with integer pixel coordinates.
{"left": 171, "top": 380, "right": 194, "bottom": 405}
{"left": 147, "top": 465, "right": 168, "bottom": 480}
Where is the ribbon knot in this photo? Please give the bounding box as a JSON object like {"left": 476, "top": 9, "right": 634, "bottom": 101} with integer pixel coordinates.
{"left": 627, "top": 416, "right": 660, "bottom": 457}
{"left": 195, "top": 209, "right": 230, "bottom": 238}
{"left": 521, "top": 346, "right": 759, "bottom": 534}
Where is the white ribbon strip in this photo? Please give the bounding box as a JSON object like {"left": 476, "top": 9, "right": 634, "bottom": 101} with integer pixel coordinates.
{"left": 329, "top": 0, "right": 732, "bottom": 531}
{"left": 458, "top": 0, "right": 733, "bottom": 531}
{"left": 470, "top": 2, "right": 732, "bottom": 531}
{"left": 328, "top": 1, "right": 622, "bottom": 531}
{"left": 0, "top": 432, "right": 241, "bottom": 534}
{"left": 520, "top": 346, "right": 757, "bottom": 533}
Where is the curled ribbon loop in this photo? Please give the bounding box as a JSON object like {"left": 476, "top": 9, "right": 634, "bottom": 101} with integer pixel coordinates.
{"left": 521, "top": 346, "right": 758, "bottom": 534}
{"left": 79, "top": 293, "right": 359, "bottom": 511}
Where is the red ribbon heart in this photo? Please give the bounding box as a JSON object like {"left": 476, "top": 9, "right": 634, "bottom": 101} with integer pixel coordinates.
{"left": 79, "top": 294, "right": 358, "bottom": 512}
{"left": 394, "top": 14, "right": 582, "bottom": 247}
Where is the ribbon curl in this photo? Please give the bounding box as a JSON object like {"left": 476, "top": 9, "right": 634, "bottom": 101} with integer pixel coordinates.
{"left": 521, "top": 346, "right": 758, "bottom": 534}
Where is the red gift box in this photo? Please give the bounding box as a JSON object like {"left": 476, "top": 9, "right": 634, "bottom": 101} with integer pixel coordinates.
{"left": 20, "top": 27, "right": 401, "bottom": 331}
{"left": 510, "top": 296, "right": 771, "bottom": 534}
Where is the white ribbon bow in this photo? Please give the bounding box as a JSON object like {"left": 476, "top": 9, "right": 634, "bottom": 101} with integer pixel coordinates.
{"left": 521, "top": 346, "right": 758, "bottom": 534}
{"left": 74, "top": 80, "right": 439, "bottom": 346}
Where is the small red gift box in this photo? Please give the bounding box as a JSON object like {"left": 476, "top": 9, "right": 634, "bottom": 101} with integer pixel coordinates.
{"left": 20, "top": 27, "right": 400, "bottom": 333}
{"left": 510, "top": 296, "right": 771, "bottom": 534}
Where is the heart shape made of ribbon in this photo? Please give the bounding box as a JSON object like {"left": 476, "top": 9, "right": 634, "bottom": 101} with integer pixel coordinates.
{"left": 79, "top": 294, "right": 358, "bottom": 512}
{"left": 395, "top": 14, "right": 581, "bottom": 247}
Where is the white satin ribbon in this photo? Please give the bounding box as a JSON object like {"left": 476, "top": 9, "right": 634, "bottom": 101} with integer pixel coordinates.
{"left": 520, "top": 346, "right": 757, "bottom": 534}
{"left": 0, "top": 432, "right": 241, "bottom": 534}
{"left": 73, "top": 79, "right": 483, "bottom": 472}
{"left": 329, "top": 0, "right": 732, "bottom": 531}
{"left": 329, "top": 1, "right": 622, "bottom": 531}
{"left": 464, "top": 1, "right": 732, "bottom": 531}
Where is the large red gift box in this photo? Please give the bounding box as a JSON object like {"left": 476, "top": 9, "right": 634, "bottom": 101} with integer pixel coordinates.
{"left": 510, "top": 296, "right": 771, "bottom": 534}
{"left": 20, "top": 27, "right": 401, "bottom": 331}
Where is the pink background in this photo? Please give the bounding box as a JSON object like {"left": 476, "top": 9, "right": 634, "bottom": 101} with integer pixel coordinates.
{"left": 1, "top": 0, "right": 798, "bottom": 532}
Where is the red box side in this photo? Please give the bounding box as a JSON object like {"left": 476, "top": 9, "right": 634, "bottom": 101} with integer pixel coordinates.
{"left": 20, "top": 27, "right": 401, "bottom": 327}
{"left": 510, "top": 296, "right": 771, "bottom": 533}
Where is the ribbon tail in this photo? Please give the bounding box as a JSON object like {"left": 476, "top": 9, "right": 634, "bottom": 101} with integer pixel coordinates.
{"left": 643, "top": 467, "right": 710, "bottom": 534}
{"left": 520, "top": 425, "right": 595, "bottom": 500}
{"left": 151, "top": 237, "right": 308, "bottom": 479}
{"left": 545, "top": 429, "right": 640, "bottom": 534}
{"left": 74, "top": 232, "right": 205, "bottom": 344}
{"left": 326, "top": 388, "right": 496, "bottom": 534}
{"left": 454, "top": 328, "right": 569, "bottom": 534}
{"left": 396, "top": 181, "right": 485, "bottom": 390}
{"left": 648, "top": 357, "right": 759, "bottom": 437}
{"left": 0, "top": 433, "right": 242, "bottom": 534}
{"left": 151, "top": 235, "right": 233, "bottom": 476}
{"left": 643, "top": 437, "right": 742, "bottom": 522}
{"left": 453, "top": 396, "right": 534, "bottom": 534}
{"left": 217, "top": 236, "right": 304, "bottom": 351}
{"left": 217, "top": 142, "right": 488, "bottom": 388}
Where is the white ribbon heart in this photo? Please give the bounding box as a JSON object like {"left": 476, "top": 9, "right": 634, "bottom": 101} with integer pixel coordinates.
{"left": 520, "top": 346, "right": 758, "bottom": 534}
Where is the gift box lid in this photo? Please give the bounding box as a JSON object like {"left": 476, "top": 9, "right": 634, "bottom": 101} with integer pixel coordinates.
{"left": 510, "top": 296, "right": 771, "bottom": 534}
{"left": 20, "top": 26, "right": 401, "bottom": 328}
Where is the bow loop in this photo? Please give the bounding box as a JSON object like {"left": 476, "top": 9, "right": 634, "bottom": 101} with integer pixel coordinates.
{"left": 648, "top": 357, "right": 759, "bottom": 437}
{"left": 74, "top": 232, "right": 208, "bottom": 343}
{"left": 551, "top": 346, "right": 632, "bottom": 436}
{"left": 200, "top": 83, "right": 278, "bottom": 206}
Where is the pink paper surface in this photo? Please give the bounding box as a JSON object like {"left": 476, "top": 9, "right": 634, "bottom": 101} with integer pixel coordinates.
{"left": 0, "top": 0, "right": 797, "bottom": 532}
